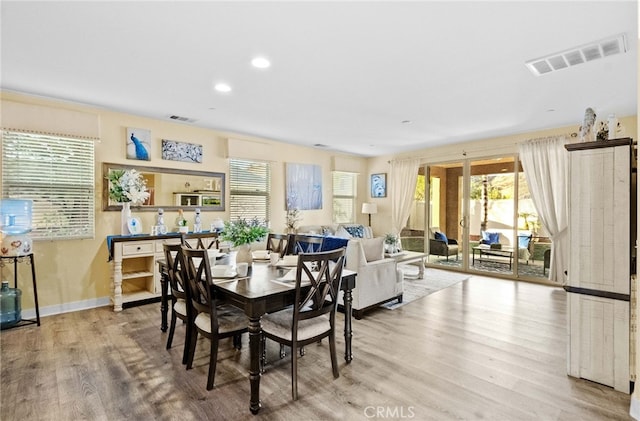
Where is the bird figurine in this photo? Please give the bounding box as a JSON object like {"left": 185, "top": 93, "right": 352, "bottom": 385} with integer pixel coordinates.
{"left": 130, "top": 133, "right": 149, "bottom": 160}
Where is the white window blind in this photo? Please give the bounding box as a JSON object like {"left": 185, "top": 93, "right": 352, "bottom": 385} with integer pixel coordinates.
{"left": 333, "top": 171, "right": 357, "bottom": 223}
{"left": 229, "top": 159, "right": 270, "bottom": 224}
{"left": 1, "top": 131, "right": 95, "bottom": 240}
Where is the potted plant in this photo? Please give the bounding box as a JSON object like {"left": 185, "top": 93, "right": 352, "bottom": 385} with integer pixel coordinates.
{"left": 175, "top": 209, "right": 188, "bottom": 233}
{"left": 107, "top": 168, "right": 150, "bottom": 235}
{"left": 285, "top": 208, "right": 301, "bottom": 234}
{"left": 384, "top": 233, "right": 400, "bottom": 254}
{"left": 220, "top": 217, "right": 269, "bottom": 266}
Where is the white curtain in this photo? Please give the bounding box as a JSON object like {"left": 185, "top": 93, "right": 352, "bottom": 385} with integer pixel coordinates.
{"left": 518, "top": 136, "right": 569, "bottom": 283}
{"left": 390, "top": 158, "right": 420, "bottom": 235}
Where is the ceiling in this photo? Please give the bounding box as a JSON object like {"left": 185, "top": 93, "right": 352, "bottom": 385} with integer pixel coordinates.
{"left": 1, "top": 1, "right": 637, "bottom": 157}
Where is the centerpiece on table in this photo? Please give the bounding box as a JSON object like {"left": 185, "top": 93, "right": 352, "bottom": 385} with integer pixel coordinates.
{"left": 219, "top": 217, "right": 269, "bottom": 267}
{"left": 107, "top": 169, "right": 150, "bottom": 235}
{"left": 285, "top": 208, "right": 301, "bottom": 234}
{"left": 384, "top": 233, "right": 401, "bottom": 255}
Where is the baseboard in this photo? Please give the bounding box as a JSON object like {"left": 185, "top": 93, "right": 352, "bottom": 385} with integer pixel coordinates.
{"left": 22, "top": 296, "right": 111, "bottom": 319}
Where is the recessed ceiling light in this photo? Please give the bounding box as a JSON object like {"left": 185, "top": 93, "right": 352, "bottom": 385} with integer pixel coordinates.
{"left": 214, "top": 83, "right": 232, "bottom": 93}
{"left": 251, "top": 57, "right": 271, "bottom": 69}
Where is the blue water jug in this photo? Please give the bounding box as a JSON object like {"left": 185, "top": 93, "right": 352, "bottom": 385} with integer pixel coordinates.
{"left": 0, "top": 280, "right": 22, "bottom": 329}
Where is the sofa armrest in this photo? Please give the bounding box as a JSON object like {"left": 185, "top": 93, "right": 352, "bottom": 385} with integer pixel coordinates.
{"left": 448, "top": 238, "right": 458, "bottom": 245}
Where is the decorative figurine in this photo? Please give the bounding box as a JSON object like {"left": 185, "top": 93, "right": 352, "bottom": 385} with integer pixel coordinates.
{"left": 194, "top": 208, "right": 202, "bottom": 233}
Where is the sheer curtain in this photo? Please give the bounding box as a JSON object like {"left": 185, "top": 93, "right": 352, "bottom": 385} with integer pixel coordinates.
{"left": 390, "top": 158, "right": 420, "bottom": 235}
{"left": 518, "top": 136, "right": 569, "bottom": 283}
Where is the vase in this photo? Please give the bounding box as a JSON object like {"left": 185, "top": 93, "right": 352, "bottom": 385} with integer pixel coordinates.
{"left": 121, "top": 202, "right": 131, "bottom": 235}
{"left": 236, "top": 244, "right": 253, "bottom": 267}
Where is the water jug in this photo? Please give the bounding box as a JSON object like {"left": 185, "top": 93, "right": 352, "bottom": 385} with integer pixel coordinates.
{"left": 0, "top": 280, "right": 22, "bottom": 329}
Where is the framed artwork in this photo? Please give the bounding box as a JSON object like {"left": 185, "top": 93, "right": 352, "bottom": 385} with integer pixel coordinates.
{"left": 126, "top": 128, "right": 151, "bottom": 161}
{"left": 371, "top": 173, "right": 387, "bottom": 198}
{"left": 286, "top": 163, "right": 322, "bottom": 210}
{"left": 161, "top": 139, "right": 203, "bottom": 163}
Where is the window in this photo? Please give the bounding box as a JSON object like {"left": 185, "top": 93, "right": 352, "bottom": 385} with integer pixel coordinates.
{"left": 1, "top": 130, "right": 95, "bottom": 240}
{"left": 229, "top": 159, "right": 270, "bottom": 223}
{"left": 332, "top": 171, "right": 357, "bottom": 223}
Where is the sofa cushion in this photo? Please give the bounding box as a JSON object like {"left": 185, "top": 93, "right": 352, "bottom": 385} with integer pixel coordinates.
{"left": 343, "top": 224, "right": 365, "bottom": 238}
{"left": 482, "top": 231, "right": 500, "bottom": 244}
{"left": 361, "top": 237, "right": 384, "bottom": 262}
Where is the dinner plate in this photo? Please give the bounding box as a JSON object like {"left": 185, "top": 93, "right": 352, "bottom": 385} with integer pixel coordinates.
{"left": 127, "top": 217, "right": 142, "bottom": 235}
{"left": 212, "top": 271, "right": 237, "bottom": 280}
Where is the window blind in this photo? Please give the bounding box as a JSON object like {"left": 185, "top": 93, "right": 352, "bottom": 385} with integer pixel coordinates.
{"left": 332, "top": 171, "right": 357, "bottom": 223}
{"left": 229, "top": 159, "right": 270, "bottom": 224}
{"left": 2, "top": 131, "right": 95, "bottom": 240}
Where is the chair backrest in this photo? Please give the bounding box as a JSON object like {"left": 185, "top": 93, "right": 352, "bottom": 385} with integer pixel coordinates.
{"left": 181, "top": 232, "right": 219, "bottom": 250}
{"left": 163, "top": 242, "right": 188, "bottom": 300}
{"left": 182, "top": 247, "right": 220, "bottom": 332}
{"left": 266, "top": 233, "right": 291, "bottom": 258}
{"left": 293, "top": 248, "right": 345, "bottom": 326}
{"left": 289, "top": 234, "right": 324, "bottom": 255}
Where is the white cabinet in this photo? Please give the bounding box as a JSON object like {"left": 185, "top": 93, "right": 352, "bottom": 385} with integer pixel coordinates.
{"left": 565, "top": 138, "right": 635, "bottom": 393}
{"left": 110, "top": 235, "right": 181, "bottom": 311}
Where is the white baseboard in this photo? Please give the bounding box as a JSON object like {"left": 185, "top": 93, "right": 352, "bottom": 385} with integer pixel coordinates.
{"left": 22, "top": 296, "right": 111, "bottom": 320}
{"left": 630, "top": 393, "right": 639, "bottom": 420}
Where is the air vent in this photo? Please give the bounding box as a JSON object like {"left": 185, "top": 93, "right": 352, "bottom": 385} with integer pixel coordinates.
{"left": 168, "top": 115, "right": 197, "bottom": 123}
{"left": 526, "top": 33, "right": 627, "bottom": 76}
{"left": 314, "top": 143, "right": 328, "bottom": 148}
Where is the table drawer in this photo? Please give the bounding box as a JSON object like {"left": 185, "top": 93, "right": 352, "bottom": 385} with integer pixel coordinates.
{"left": 122, "top": 242, "right": 155, "bottom": 256}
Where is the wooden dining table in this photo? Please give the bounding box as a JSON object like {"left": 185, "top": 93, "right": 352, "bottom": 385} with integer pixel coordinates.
{"left": 158, "top": 257, "right": 357, "bottom": 414}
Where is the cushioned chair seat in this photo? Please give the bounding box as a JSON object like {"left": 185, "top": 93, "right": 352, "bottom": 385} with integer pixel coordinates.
{"left": 194, "top": 305, "right": 248, "bottom": 334}
{"left": 173, "top": 298, "right": 188, "bottom": 317}
{"left": 262, "top": 309, "right": 330, "bottom": 341}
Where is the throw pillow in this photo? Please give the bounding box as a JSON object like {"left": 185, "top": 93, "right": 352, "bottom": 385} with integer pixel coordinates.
{"left": 343, "top": 225, "right": 365, "bottom": 238}
{"left": 434, "top": 231, "right": 448, "bottom": 243}
{"left": 518, "top": 235, "right": 531, "bottom": 249}
{"left": 335, "top": 225, "right": 353, "bottom": 239}
{"left": 482, "top": 231, "right": 500, "bottom": 244}
{"left": 360, "top": 237, "right": 384, "bottom": 262}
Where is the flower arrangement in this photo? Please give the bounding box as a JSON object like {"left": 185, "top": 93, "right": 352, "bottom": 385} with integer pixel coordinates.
{"left": 220, "top": 217, "right": 269, "bottom": 247}
{"left": 107, "top": 169, "right": 150, "bottom": 204}
{"left": 286, "top": 208, "right": 301, "bottom": 231}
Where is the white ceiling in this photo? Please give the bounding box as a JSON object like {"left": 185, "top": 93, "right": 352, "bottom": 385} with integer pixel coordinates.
{"left": 1, "top": 1, "right": 637, "bottom": 157}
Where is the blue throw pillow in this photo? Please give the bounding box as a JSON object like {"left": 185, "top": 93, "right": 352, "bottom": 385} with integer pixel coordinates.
{"left": 343, "top": 225, "right": 365, "bottom": 238}
{"left": 518, "top": 235, "right": 531, "bottom": 248}
{"left": 482, "top": 231, "right": 500, "bottom": 244}
{"left": 434, "top": 231, "right": 447, "bottom": 242}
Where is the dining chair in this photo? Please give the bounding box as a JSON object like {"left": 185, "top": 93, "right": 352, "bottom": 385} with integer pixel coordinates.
{"left": 182, "top": 247, "right": 248, "bottom": 390}
{"left": 181, "top": 231, "right": 220, "bottom": 250}
{"left": 163, "top": 242, "right": 192, "bottom": 365}
{"left": 288, "top": 234, "right": 324, "bottom": 255}
{"left": 260, "top": 247, "right": 346, "bottom": 400}
{"left": 266, "top": 233, "right": 291, "bottom": 258}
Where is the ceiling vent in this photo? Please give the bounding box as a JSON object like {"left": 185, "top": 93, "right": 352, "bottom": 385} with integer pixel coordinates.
{"left": 525, "top": 33, "right": 627, "bottom": 76}
{"left": 168, "top": 115, "right": 197, "bottom": 123}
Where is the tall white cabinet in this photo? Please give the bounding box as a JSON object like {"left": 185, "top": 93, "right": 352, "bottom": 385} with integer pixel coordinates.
{"left": 565, "top": 138, "right": 636, "bottom": 393}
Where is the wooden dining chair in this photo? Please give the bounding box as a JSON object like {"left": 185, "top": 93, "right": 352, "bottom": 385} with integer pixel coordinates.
{"left": 163, "top": 242, "right": 193, "bottom": 365}
{"left": 260, "top": 248, "right": 346, "bottom": 400}
{"left": 288, "top": 234, "right": 324, "bottom": 255}
{"left": 181, "top": 231, "right": 220, "bottom": 250}
{"left": 266, "top": 233, "right": 291, "bottom": 258}
{"left": 182, "top": 247, "right": 248, "bottom": 390}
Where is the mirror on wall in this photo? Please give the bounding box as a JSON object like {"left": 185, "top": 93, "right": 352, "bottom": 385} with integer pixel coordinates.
{"left": 102, "top": 162, "right": 225, "bottom": 211}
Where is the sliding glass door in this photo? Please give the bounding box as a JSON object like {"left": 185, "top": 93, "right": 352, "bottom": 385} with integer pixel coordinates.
{"left": 420, "top": 156, "right": 550, "bottom": 281}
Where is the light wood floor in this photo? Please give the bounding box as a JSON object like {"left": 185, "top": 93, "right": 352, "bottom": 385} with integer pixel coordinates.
{"left": 1, "top": 274, "right": 633, "bottom": 420}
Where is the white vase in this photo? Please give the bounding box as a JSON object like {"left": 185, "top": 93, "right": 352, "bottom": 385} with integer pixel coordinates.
{"left": 121, "top": 202, "right": 131, "bottom": 235}
{"left": 236, "top": 244, "right": 253, "bottom": 267}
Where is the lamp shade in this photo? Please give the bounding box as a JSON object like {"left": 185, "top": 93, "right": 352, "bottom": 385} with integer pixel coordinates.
{"left": 361, "top": 203, "right": 377, "bottom": 215}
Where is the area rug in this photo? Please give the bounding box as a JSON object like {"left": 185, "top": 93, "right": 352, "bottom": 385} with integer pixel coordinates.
{"left": 381, "top": 267, "right": 471, "bottom": 310}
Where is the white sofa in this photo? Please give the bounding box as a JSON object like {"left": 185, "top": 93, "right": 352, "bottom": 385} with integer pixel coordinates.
{"left": 297, "top": 224, "right": 373, "bottom": 239}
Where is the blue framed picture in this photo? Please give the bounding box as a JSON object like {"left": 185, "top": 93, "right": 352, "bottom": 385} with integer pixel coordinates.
{"left": 371, "top": 173, "right": 386, "bottom": 198}
{"left": 126, "top": 127, "right": 151, "bottom": 161}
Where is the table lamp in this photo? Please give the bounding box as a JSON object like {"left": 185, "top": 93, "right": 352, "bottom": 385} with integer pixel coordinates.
{"left": 361, "top": 203, "right": 377, "bottom": 226}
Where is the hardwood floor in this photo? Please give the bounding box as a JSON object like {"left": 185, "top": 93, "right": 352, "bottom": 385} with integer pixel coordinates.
{"left": 1, "top": 274, "right": 633, "bottom": 420}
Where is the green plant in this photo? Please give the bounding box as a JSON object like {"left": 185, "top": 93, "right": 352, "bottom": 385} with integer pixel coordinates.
{"left": 384, "top": 233, "right": 398, "bottom": 245}
{"left": 220, "top": 217, "right": 269, "bottom": 247}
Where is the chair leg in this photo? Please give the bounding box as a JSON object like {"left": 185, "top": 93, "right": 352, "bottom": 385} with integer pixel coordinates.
{"left": 186, "top": 330, "right": 198, "bottom": 370}
{"left": 329, "top": 332, "right": 339, "bottom": 379}
{"left": 291, "top": 343, "right": 298, "bottom": 401}
{"left": 166, "top": 308, "right": 177, "bottom": 350}
{"left": 181, "top": 319, "right": 192, "bottom": 365}
{"left": 207, "top": 337, "right": 219, "bottom": 390}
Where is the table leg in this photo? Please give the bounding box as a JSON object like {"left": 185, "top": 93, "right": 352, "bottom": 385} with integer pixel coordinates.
{"left": 249, "top": 316, "right": 262, "bottom": 414}
{"left": 418, "top": 257, "right": 424, "bottom": 279}
{"left": 343, "top": 287, "right": 353, "bottom": 363}
{"left": 28, "top": 255, "right": 40, "bottom": 326}
{"left": 160, "top": 270, "right": 169, "bottom": 332}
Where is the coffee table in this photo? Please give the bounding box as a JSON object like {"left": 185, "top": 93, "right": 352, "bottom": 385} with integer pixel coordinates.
{"left": 385, "top": 251, "right": 426, "bottom": 279}
{"left": 472, "top": 245, "right": 514, "bottom": 269}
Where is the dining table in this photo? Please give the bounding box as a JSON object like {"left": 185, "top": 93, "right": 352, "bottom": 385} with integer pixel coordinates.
{"left": 157, "top": 255, "right": 357, "bottom": 414}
